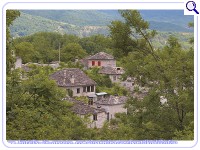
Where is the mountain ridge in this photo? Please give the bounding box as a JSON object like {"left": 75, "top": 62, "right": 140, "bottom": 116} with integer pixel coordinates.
{"left": 10, "top": 10, "right": 193, "bottom": 38}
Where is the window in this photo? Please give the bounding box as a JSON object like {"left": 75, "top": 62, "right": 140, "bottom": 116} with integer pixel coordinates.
{"left": 83, "top": 86, "right": 86, "bottom": 92}
{"left": 92, "top": 61, "right": 95, "bottom": 66}
{"left": 93, "top": 114, "right": 97, "bottom": 121}
{"left": 77, "top": 88, "right": 80, "bottom": 94}
{"left": 88, "top": 98, "right": 93, "bottom": 105}
{"left": 98, "top": 61, "right": 101, "bottom": 66}
{"left": 91, "top": 86, "right": 94, "bottom": 92}
{"left": 107, "top": 112, "right": 110, "bottom": 121}
{"left": 87, "top": 86, "right": 90, "bottom": 92}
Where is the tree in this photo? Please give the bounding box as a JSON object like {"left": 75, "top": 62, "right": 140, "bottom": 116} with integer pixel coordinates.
{"left": 79, "top": 34, "right": 113, "bottom": 55}
{"left": 188, "top": 22, "right": 194, "bottom": 45}
{"left": 108, "top": 10, "right": 194, "bottom": 140}
{"left": 109, "top": 21, "right": 132, "bottom": 58}
{"left": 109, "top": 10, "right": 158, "bottom": 59}
{"left": 6, "top": 10, "right": 20, "bottom": 74}
{"left": 61, "top": 43, "right": 87, "bottom": 62}
{"left": 120, "top": 37, "right": 194, "bottom": 140}
{"left": 15, "top": 42, "right": 40, "bottom": 63}
{"left": 6, "top": 67, "right": 93, "bottom": 140}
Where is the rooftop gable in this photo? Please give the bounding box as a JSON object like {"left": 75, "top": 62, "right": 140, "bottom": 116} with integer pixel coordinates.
{"left": 50, "top": 68, "right": 96, "bottom": 87}
{"left": 64, "top": 97, "right": 106, "bottom": 115}
{"left": 87, "top": 52, "right": 114, "bottom": 60}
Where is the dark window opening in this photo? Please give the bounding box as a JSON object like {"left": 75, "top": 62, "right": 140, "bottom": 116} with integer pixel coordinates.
{"left": 91, "top": 86, "right": 94, "bottom": 92}
{"left": 83, "top": 86, "right": 86, "bottom": 92}
{"left": 107, "top": 112, "right": 110, "bottom": 121}
{"left": 98, "top": 61, "right": 101, "bottom": 66}
{"left": 92, "top": 61, "right": 95, "bottom": 66}
{"left": 77, "top": 88, "right": 80, "bottom": 94}
{"left": 87, "top": 86, "right": 90, "bottom": 92}
{"left": 117, "top": 68, "right": 120, "bottom": 70}
{"left": 93, "top": 114, "right": 97, "bottom": 121}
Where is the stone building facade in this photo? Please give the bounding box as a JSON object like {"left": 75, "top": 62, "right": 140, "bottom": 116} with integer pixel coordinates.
{"left": 80, "top": 52, "right": 116, "bottom": 69}
{"left": 99, "top": 66, "right": 124, "bottom": 83}
{"left": 95, "top": 95, "right": 128, "bottom": 120}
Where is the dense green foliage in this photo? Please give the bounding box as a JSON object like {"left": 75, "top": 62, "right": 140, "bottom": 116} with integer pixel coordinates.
{"left": 6, "top": 11, "right": 94, "bottom": 140}
{"left": 13, "top": 32, "right": 113, "bottom": 64}
{"left": 102, "top": 10, "right": 194, "bottom": 140}
{"left": 6, "top": 67, "right": 94, "bottom": 140}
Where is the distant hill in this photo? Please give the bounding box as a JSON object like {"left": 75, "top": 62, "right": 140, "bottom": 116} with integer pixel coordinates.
{"left": 10, "top": 10, "right": 193, "bottom": 38}
{"left": 10, "top": 12, "right": 109, "bottom": 38}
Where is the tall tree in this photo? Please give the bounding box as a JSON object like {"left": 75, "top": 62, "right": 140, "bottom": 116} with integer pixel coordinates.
{"left": 6, "top": 10, "right": 20, "bottom": 74}
{"left": 109, "top": 10, "right": 194, "bottom": 140}
{"left": 7, "top": 66, "right": 92, "bottom": 140}
{"left": 109, "top": 10, "right": 158, "bottom": 59}
{"left": 61, "top": 43, "right": 87, "bottom": 62}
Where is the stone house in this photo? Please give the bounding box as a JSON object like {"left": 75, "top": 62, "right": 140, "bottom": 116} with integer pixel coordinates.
{"left": 99, "top": 66, "right": 124, "bottom": 82}
{"left": 95, "top": 95, "right": 128, "bottom": 120}
{"left": 80, "top": 52, "right": 116, "bottom": 69}
{"left": 50, "top": 68, "right": 96, "bottom": 97}
{"left": 80, "top": 52, "right": 125, "bottom": 83}
{"left": 64, "top": 97, "right": 107, "bottom": 128}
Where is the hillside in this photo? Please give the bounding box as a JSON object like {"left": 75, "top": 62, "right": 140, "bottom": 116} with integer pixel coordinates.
{"left": 10, "top": 12, "right": 109, "bottom": 38}
{"left": 10, "top": 10, "right": 193, "bottom": 38}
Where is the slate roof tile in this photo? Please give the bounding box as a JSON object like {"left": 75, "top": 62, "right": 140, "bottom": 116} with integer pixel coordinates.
{"left": 87, "top": 52, "right": 114, "bottom": 60}
{"left": 50, "top": 68, "right": 96, "bottom": 87}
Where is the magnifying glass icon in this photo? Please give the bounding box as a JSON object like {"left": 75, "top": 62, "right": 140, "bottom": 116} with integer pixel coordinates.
{"left": 186, "top": 1, "right": 199, "bottom": 14}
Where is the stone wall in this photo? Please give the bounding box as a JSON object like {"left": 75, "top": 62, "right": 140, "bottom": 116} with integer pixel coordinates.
{"left": 109, "top": 74, "right": 122, "bottom": 83}
{"left": 99, "top": 104, "right": 127, "bottom": 120}
{"left": 81, "top": 112, "right": 107, "bottom": 128}
{"left": 88, "top": 59, "right": 116, "bottom": 68}
{"left": 66, "top": 86, "right": 96, "bottom": 97}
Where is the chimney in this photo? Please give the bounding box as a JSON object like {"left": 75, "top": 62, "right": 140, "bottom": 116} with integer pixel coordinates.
{"left": 63, "top": 70, "right": 67, "bottom": 85}
{"left": 116, "top": 67, "right": 121, "bottom": 73}
{"left": 64, "top": 70, "right": 67, "bottom": 76}
{"left": 70, "top": 75, "right": 75, "bottom": 84}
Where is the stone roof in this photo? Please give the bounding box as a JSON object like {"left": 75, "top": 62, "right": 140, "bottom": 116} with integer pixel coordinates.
{"left": 99, "top": 66, "right": 124, "bottom": 75}
{"left": 87, "top": 52, "right": 114, "bottom": 60}
{"left": 50, "top": 68, "right": 96, "bottom": 87}
{"left": 96, "top": 95, "right": 128, "bottom": 105}
{"left": 64, "top": 97, "right": 106, "bottom": 115}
